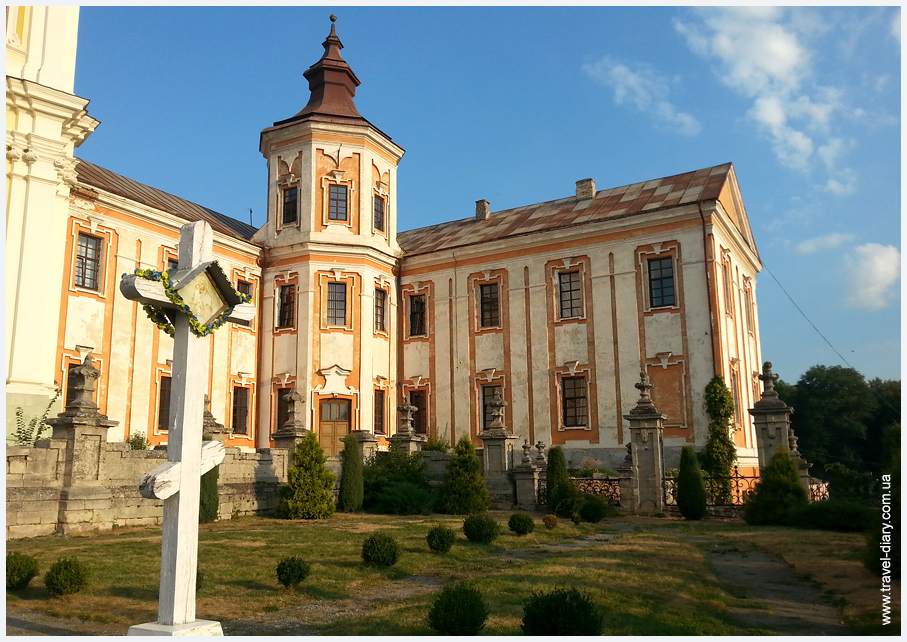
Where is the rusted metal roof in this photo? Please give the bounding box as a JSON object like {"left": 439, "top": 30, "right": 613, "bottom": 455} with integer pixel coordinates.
{"left": 398, "top": 163, "right": 733, "bottom": 256}
{"left": 74, "top": 159, "right": 260, "bottom": 243}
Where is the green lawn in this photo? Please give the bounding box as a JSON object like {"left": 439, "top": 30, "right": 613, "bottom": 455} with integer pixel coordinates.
{"left": 5, "top": 511, "right": 896, "bottom": 635}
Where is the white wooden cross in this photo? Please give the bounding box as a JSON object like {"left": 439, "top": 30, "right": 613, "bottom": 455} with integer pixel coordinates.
{"left": 121, "top": 221, "right": 255, "bottom": 636}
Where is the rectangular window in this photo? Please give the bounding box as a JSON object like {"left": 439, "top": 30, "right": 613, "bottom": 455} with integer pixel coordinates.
{"left": 373, "top": 195, "right": 385, "bottom": 232}
{"left": 744, "top": 287, "right": 754, "bottom": 332}
{"left": 648, "top": 257, "right": 675, "bottom": 308}
{"left": 232, "top": 386, "right": 250, "bottom": 434}
{"left": 327, "top": 282, "right": 347, "bottom": 325}
{"left": 481, "top": 385, "right": 502, "bottom": 430}
{"left": 167, "top": 258, "right": 179, "bottom": 273}
{"left": 410, "top": 391, "right": 427, "bottom": 434}
{"left": 329, "top": 184, "right": 348, "bottom": 221}
{"left": 479, "top": 283, "right": 500, "bottom": 327}
{"left": 277, "top": 284, "right": 295, "bottom": 329}
{"left": 722, "top": 263, "right": 732, "bottom": 313}
{"left": 562, "top": 376, "right": 588, "bottom": 427}
{"left": 730, "top": 371, "right": 741, "bottom": 424}
{"left": 374, "top": 389, "right": 385, "bottom": 434}
{"left": 75, "top": 233, "right": 102, "bottom": 290}
{"left": 558, "top": 271, "right": 583, "bottom": 319}
{"left": 282, "top": 187, "right": 298, "bottom": 225}
{"left": 232, "top": 280, "right": 253, "bottom": 326}
{"left": 158, "top": 376, "right": 172, "bottom": 432}
{"left": 374, "top": 288, "right": 387, "bottom": 332}
{"left": 276, "top": 386, "right": 293, "bottom": 431}
{"left": 409, "top": 294, "right": 426, "bottom": 336}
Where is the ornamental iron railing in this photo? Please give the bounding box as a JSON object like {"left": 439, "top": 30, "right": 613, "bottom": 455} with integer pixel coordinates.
{"left": 537, "top": 473, "right": 621, "bottom": 507}
{"left": 663, "top": 466, "right": 760, "bottom": 507}
{"left": 808, "top": 478, "right": 830, "bottom": 502}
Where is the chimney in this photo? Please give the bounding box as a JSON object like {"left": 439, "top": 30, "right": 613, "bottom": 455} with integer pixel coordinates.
{"left": 475, "top": 199, "right": 490, "bottom": 221}
{"left": 576, "top": 178, "right": 596, "bottom": 200}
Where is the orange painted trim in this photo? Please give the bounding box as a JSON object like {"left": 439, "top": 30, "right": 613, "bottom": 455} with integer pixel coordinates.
{"left": 268, "top": 132, "right": 401, "bottom": 164}
{"left": 265, "top": 252, "right": 397, "bottom": 273}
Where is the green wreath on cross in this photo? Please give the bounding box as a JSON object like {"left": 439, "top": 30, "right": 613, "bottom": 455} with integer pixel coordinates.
{"left": 129, "top": 268, "right": 253, "bottom": 338}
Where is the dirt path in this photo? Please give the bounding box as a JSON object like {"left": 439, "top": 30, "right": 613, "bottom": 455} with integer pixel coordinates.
{"left": 6, "top": 519, "right": 851, "bottom": 636}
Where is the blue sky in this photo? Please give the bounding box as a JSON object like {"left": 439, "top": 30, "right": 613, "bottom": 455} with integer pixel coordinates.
{"left": 73, "top": 6, "right": 901, "bottom": 383}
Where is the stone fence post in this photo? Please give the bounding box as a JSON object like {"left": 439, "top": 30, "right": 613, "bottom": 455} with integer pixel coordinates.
{"left": 45, "top": 356, "right": 119, "bottom": 535}
{"left": 620, "top": 371, "right": 666, "bottom": 516}
{"left": 748, "top": 362, "right": 793, "bottom": 471}
{"left": 388, "top": 397, "right": 426, "bottom": 454}
{"left": 512, "top": 439, "right": 541, "bottom": 510}
{"left": 271, "top": 388, "right": 309, "bottom": 456}
{"left": 476, "top": 391, "right": 518, "bottom": 508}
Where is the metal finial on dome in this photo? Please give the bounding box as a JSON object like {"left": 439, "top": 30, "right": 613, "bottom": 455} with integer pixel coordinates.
{"left": 330, "top": 14, "right": 337, "bottom": 22}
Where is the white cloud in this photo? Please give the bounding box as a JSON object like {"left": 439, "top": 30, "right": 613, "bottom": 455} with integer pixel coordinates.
{"left": 582, "top": 57, "right": 701, "bottom": 136}
{"left": 795, "top": 232, "right": 854, "bottom": 254}
{"left": 844, "top": 243, "right": 901, "bottom": 310}
{"left": 892, "top": 9, "right": 901, "bottom": 42}
{"left": 675, "top": 8, "right": 849, "bottom": 177}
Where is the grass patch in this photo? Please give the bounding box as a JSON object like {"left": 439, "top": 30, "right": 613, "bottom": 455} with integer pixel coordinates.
{"left": 6, "top": 512, "right": 896, "bottom": 634}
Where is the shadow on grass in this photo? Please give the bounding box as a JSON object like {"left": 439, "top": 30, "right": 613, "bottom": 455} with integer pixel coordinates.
{"left": 221, "top": 579, "right": 276, "bottom": 592}
{"left": 100, "top": 586, "right": 159, "bottom": 601}
{"left": 299, "top": 584, "right": 349, "bottom": 600}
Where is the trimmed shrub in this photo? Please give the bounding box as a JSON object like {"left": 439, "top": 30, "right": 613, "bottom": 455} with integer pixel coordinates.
{"left": 7, "top": 552, "right": 39, "bottom": 590}
{"left": 463, "top": 514, "right": 499, "bottom": 544}
{"left": 677, "top": 445, "right": 708, "bottom": 521}
{"left": 578, "top": 494, "right": 616, "bottom": 523}
{"left": 199, "top": 435, "right": 219, "bottom": 524}
{"left": 521, "top": 587, "right": 605, "bottom": 635}
{"left": 363, "top": 449, "right": 430, "bottom": 510}
{"left": 373, "top": 481, "right": 435, "bottom": 515}
{"left": 276, "top": 433, "right": 336, "bottom": 520}
{"left": 337, "top": 433, "right": 364, "bottom": 513}
{"left": 744, "top": 449, "right": 809, "bottom": 526}
{"left": 508, "top": 513, "right": 535, "bottom": 535}
{"left": 545, "top": 446, "right": 576, "bottom": 516}
{"left": 44, "top": 558, "right": 91, "bottom": 596}
{"left": 427, "top": 582, "right": 489, "bottom": 635}
{"left": 791, "top": 499, "right": 872, "bottom": 532}
{"left": 699, "top": 376, "right": 737, "bottom": 504}
{"left": 436, "top": 436, "right": 490, "bottom": 515}
{"left": 542, "top": 514, "right": 558, "bottom": 530}
{"left": 276, "top": 556, "right": 312, "bottom": 589}
{"left": 362, "top": 533, "right": 400, "bottom": 567}
{"left": 426, "top": 524, "right": 456, "bottom": 554}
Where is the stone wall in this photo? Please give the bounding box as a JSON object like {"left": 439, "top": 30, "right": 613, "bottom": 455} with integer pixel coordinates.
{"left": 6, "top": 440, "right": 289, "bottom": 539}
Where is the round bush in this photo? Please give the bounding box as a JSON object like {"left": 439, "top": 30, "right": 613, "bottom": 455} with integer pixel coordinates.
{"left": 426, "top": 524, "right": 456, "bottom": 554}
{"left": 508, "top": 513, "right": 535, "bottom": 535}
{"left": 427, "top": 583, "right": 489, "bottom": 635}
{"left": 521, "top": 587, "right": 605, "bottom": 635}
{"left": 276, "top": 556, "right": 312, "bottom": 588}
{"left": 578, "top": 495, "right": 615, "bottom": 523}
{"left": 462, "top": 514, "right": 499, "bottom": 544}
{"left": 362, "top": 533, "right": 400, "bottom": 567}
{"left": 44, "top": 558, "right": 91, "bottom": 596}
{"left": 7, "top": 552, "right": 39, "bottom": 590}
{"left": 542, "top": 514, "right": 558, "bottom": 530}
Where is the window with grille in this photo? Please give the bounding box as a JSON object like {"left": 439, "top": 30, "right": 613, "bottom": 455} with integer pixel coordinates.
{"left": 481, "top": 385, "right": 502, "bottom": 430}
{"left": 329, "top": 184, "right": 348, "bottom": 221}
{"left": 282, "top": 187, "right": 298, "bottom": 225}
{"left": 158, "top": 376, "right": 172, "bottom": 431}
{"left": 75, "top": 233, "right": 102, "bottom": 290}
{"left": 327, "top": 282, "right": 347, "bottom": 325}
{"left": 648, "top": 257, "right": 675, "bottom": 308}
{"left": 558, "top": 271, "right": 583, "bottom": 319}
{"left": 373, "top": 195, "right": 385, "bottom": 232}
{"left": 479, "top": 283, "right": 500, "bottom": 327}
{"left": 409, "top": 295, "right": 426, "bottom": 336}
{"left": 232, "top": 386, "right": 249, "bottom": 434}
{"left": 374, "top": 288, "right": 387, "bottom": 332}
{"left": 374, "top": 389, "right": 385, "bottom": 434}
{"left": 410, "top": 391, "right": 427, "bottom": 434}
{"left": 277, "top": 285, "right": 295, "bottom": 328}
{"left": 561, "top": 376, "right": 588, "bottom": 427}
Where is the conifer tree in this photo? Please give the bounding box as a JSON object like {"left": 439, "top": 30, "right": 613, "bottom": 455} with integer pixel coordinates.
{"left": 277, "top": 432, "right": 336, "bottom": 519}
{"left": 337, "top": 432, "right": 363, "bottom": 512}
{"left": 700, "top": 375, "right": 737, "bottom": 504}
{"left": 545, "top": 446, "right": 575, "bottom": 516}
{"left": 437, "top": 436, "right": 490, "bottom": 514}
{"left": 676, "top": 445, "right": 707, "bottom": 520}
{"left": 743, "top": 449, "right": 808, "bottom": 526}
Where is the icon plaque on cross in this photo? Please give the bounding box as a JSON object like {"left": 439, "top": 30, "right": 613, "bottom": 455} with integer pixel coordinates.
{"left": 121, "top": 221, "right": 256, "bottom": 637}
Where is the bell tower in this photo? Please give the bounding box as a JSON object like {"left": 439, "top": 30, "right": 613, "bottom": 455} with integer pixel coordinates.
{"left": 254, "top": 16, "right": 405, "bottom": 452}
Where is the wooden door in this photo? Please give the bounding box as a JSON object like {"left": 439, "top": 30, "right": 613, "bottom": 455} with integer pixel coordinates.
{"left": 319, "top": 399, "right": 350, "bottom": 456}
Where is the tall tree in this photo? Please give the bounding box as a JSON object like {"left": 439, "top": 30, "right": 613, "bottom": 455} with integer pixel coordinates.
{"left": 436, "top": 436, "right": 489, "bottom": 515}
{"left": 337, "top": 432, "right": 363, "bottom": 512}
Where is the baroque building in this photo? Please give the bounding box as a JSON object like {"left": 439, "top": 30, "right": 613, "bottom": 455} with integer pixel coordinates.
{"left": 6, "top": 10, "right": 763, "bottom": 469}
